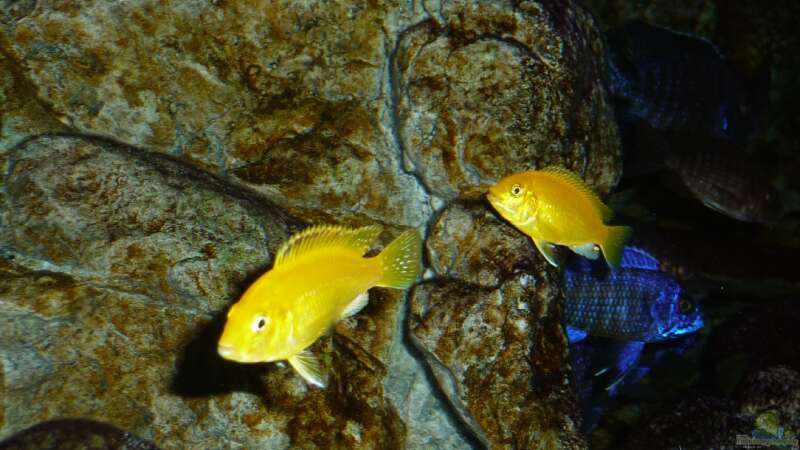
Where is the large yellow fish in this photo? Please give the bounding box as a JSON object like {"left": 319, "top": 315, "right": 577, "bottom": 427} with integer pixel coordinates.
{"left": 486, "top": 167, "right": 632, "bottom": 269}
{"left": 217, "top": 224, "right": 421, "bottom": 387}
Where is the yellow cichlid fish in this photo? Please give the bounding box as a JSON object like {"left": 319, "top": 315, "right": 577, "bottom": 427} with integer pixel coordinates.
{"left": 486, "top": 167, "right": 632, "bottom": 269}
{"left": 217, "top": 224, "right": 421, "bottom": 387}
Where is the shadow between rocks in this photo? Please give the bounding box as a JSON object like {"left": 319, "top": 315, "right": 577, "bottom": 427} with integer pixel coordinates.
{"left": 170, "top": 310, "right": 272, "bottom": 400}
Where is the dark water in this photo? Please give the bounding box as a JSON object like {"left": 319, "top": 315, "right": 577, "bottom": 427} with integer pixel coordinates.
{"left": 575, "top": 5, "right": 800, "bottom": 448}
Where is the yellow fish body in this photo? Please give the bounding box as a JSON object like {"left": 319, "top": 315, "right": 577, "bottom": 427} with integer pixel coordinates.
{"left": 217, "top": 224, "right": 421, "bottom": 387}
{"left": 487, "top": 167, "right": 631, "bottom": 269}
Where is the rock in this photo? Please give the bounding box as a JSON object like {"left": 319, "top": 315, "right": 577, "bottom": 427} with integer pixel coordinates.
{"left": 1, "top": 134, "right": 297, "bottom": 314}
{"left": 394, "top": 1, "right": 621, "bottom": 200}
{"left": 739, "top": 366, "right": 800, "bottom": 437}
{"left": 0, "top": 135, "right": 404, "bottom": 449}
{"left": 707, "top": 303, "right": 800, "bottom": 392}
{"left": 426, "top": 200, "right": 539, "bottom": 288}
{"left": 409, "top": 273, "right": 586, "bottom": 449}
{"left": 0, "top": 0, "right": 432, "bottom": 227}
{"left": 1, "top": 0, "right": 620, "bottom": 226}
{"left": 0, "top": 418, "right": 160, "bottom": 450}
{"left": 621, "top": 396, "right": 751, "bottom": 450}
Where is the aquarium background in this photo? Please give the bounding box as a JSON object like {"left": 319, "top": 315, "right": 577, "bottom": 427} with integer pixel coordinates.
{"left": 0, "top": 1, "right": 798, "bottom": 449}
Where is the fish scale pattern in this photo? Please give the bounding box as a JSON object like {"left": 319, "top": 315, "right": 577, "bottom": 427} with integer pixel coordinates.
{"left": 564, "top": 268, "right": 681, "bottom": 341}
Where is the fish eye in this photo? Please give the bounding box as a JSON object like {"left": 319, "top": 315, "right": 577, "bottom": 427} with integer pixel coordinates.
{"left": 252, "top": 315, "right": 269, "bottom": 332}
{"left": 678, "top": 299, "right": 694, "bottom": 314}
{"left": 510, "top": 184, "right": 523, "bottom": 197}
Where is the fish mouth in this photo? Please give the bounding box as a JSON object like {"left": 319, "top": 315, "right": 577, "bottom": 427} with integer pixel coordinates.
{"left": 486, "top": 193, "right": 515, "bottom": 219}
{"left": 218, "top": 344, "right": 256, "bottom": 363}
{"left": 218, "top": 345, "right": 275, "bottom": 364}
{"left": 217, "top": 344, "right": 239, "bottom": 360}
{"left": 486, "top": 191, "right": 502, "bottom": 209}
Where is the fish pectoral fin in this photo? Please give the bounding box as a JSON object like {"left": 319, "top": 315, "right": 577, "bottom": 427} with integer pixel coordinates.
{"left": 288, "top": 351, "right": 327, "bottom": 388}
{"left": 341, "top": 292, "right": 369, "bottom": 319}
{"left": 532, "top": 238, "right": 560, "bottom": 267}
{"left": 571, "top": 243, "right": 601, "bottom": 260}
{"left": 565, "top": 326, "right": 589, "bottom": 344}
{"left": 592, "top": 341, "right": 645, "bottom": 393}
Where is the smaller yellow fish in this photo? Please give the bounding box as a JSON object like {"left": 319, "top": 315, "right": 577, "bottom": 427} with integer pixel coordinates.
{"left": 217, "top": 224, "right": 421, "bottom": 387}
{"left": 487, "top": 167, "right": 632, "bottom": 269}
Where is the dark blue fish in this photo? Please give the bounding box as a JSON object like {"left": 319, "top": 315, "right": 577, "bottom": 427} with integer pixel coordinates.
{"left": 569, "top": 338, "right": 645, "bottom": 433}
{"left": 619, "top": 245, "right": 660, "bottom": 271}
{"left": 564, "top": 248, "right": 704, "bottom": 343}
{"left": 570, "top": 334, "right": 701, "bottom": 433}
{"left": 606, "top": 21, "right": 752, "bottom": 143}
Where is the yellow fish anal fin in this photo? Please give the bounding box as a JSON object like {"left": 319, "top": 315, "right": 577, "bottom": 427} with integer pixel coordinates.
{"left": 274, "top": 224, "right": 384, "bottom": 267}
{"left": 532, "top": 237, "right": 560, "bottom": 267}
{"left": 541, "top": 166, "right": 614, "bottom": 222}
{"left": 571, "top": 243, "right": 600, "bottom": 260}
{"left": 341, "top": 292, "right": 369, "bottom": 319}
{"left": 288, "top": 350, "right": 327, "bottom": 388}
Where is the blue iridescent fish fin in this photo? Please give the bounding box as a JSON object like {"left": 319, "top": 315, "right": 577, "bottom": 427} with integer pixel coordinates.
{"left": 602, "top": 341, "right": 645, "bottom": 394}
{"left": 620, "top": 246, "right": 660, "bottom": 270}
{"left": 566, "top": 326, "right": 589, "bottom": 344}
{"left": 532, "top": 238, "right": 560, "bottom": 267}
{"left": 566, "top": 254, "right": 594, "bottom": 273}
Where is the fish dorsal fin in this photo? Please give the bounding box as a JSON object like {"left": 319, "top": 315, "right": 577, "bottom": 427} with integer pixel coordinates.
{"left": 620, "top": 246, "right": 660, "bottom": 270}
{"left": 274, "top": 224, "right": 383, "bottom": 267}
{"left": 541, "top": 166, "right": 614, "bottom": 222}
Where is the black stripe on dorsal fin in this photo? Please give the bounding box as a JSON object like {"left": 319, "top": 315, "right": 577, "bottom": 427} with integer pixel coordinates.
{"left": 274, "top": 224, "right": 383, "bottom": 267}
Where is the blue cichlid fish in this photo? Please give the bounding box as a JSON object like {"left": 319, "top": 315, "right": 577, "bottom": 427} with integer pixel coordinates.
{"left": 564, "top": 247, "right": 704, "bottom": 343}
{"left": 217, "top": 224, "right": 421, "bottom": 387}
{"left": 607, "top": 21, "right": 753, "bottom": 143}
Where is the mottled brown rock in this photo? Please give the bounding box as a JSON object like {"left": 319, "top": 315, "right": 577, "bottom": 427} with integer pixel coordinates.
{"left": 0, "top": 34, "right": 69, "bottom": 151}
{"left": 0, "top": 0, "right": 432, "bottom": 227}
{"left": 740, "top": 366, "right": 800, "bottom": 436}
{"left": 0, "top": 418, "right": 160, "bottom": 450}
{"left": 2, "top": 134, "right": 297, "bottom": 314}
{"left": 409, "top": 273, "right": 586, "bottom": 450}
{"left": 427, "top": 200, "right": 541, "bottom": 288}
{"left": 0, "top": 135, "right": 406, "bottom": 449}
{"left": 394, "top": 1, "right": 621, "bottom": 200}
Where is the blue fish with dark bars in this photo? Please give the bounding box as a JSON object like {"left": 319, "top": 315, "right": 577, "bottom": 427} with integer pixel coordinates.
{"left": 564, "top": 246, "right": 704, "bottom": 343}
{"left": 606, "top": 20, "right": 752, "bottom": 143}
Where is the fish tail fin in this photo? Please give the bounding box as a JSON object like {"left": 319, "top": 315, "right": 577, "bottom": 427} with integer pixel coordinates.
{"left": 376, "top": 229, "right": 422, "bottom": 289}
{"left": 600, "top": 226, "right": 633, "bottom": 269}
